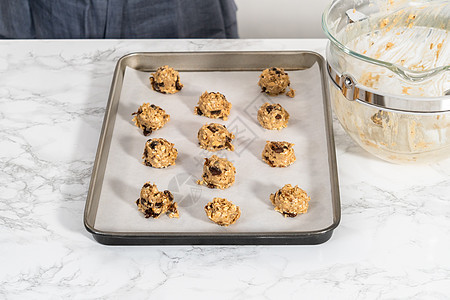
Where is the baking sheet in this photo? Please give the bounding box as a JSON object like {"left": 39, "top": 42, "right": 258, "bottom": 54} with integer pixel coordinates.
{"left": 93, "top": 64, "right": 333, "bottom": 233}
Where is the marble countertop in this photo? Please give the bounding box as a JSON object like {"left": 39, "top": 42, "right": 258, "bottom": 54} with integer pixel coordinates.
{"left": 1, "top": 39, "right": 450, "bottom": 299}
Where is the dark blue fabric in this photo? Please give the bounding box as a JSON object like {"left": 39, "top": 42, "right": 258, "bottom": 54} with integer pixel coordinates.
{"left": 0, "top": 0, "right": 238, "bottom": 39}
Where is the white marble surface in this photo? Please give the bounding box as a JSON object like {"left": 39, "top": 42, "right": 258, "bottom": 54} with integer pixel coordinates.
{"left": 1, "top": 39, "right": 450, "bottom": 299}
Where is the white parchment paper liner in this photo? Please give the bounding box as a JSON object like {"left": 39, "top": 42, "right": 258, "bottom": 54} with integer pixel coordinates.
{"left": 94, "top": 65, "right": 334, "bottom": 233}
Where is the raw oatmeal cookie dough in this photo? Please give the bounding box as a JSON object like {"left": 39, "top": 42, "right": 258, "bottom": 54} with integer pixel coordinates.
{"left": 194, "top": 91, "right": 232, "bottom": 120}
{"left": 262, "top": 141, "right": 296, "bottom": 168}
{"left": 136, "top": 182, "right": 179, "bottom": 218}
{"left": 132, "top": 103, "right": 170, "bottom": 136}
{"left": 371, "top": 110, "right": 389, "bottom": 126}
{"left": 198, "top": 123, "right": 235, "bottom": 151}
{"left": 197, "top": 155, "right": 236, "bottom": 189}
{"left": 286, "top": 89, "right": 296, "bottom": 98}
{"left": 270, "top": 184, "right": 310, "bottom": 217}
{"left": 257, "top": 103, "right": 290, "bottom": 130}
{"left": 149, "top": 65, "right": 183, "bottom": 94}
{"left": 142, "top": 138, "right": 178, "bottom": 168}
{"left": 204, "top": 197, "right": 241, "bottom": 226}
{"left": 258, "top": 67, "right": 294, "bottom": 97}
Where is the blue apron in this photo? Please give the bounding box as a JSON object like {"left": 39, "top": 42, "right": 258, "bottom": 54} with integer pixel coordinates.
{"left": 0, "top": 0, "right": 238, "bottom": 38}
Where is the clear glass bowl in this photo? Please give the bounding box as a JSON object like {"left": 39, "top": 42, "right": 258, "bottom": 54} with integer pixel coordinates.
{"left": 322, "top": 0, "right": 450, "bottom": 163}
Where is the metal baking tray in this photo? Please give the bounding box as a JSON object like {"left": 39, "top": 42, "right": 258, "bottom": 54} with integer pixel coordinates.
{"left": 84, "top": 51, "right": 340, "bottom": 245}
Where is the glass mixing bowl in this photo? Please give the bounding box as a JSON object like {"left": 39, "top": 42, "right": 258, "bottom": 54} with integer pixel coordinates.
{"left": 322, "top": 0, "right": 450, "bottom": 163}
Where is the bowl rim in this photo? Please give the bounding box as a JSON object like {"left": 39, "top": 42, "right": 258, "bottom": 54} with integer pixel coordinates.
{"left": 321, "top": 0, "right": 449, "bottom": 82}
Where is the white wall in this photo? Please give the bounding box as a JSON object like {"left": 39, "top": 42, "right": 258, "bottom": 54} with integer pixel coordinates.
{"left": 235, "top": 0, "right": 328, "bottom": 38}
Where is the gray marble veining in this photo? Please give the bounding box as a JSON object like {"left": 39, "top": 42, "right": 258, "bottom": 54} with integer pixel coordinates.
{"left": 1, "top": 39, "right": 450, "bottom": 299}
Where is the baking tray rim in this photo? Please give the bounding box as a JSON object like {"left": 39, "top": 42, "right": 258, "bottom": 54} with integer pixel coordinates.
{"left": 83, "top": 50, "right": 341, "bottom": 245}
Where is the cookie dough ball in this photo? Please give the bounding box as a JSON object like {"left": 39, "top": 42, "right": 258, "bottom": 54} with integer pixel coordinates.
{"left": 258, "top": 67, "right": 290, "bottom": 96}
{"left": 204, "top": 197, "right": 241, "bottom": 226}
{"left": 194, "top": 91, "right": 232, "bottom": 120}
{"left": 257, "top": 103, "right": 290, "bottom": 130}
{"left": 262, "top": 141, "right": 296, "bottom": 168}
{"left": 136, "top": 182, "right": 179, "bottom": 218}
{"left": 132, "top": 103, "right": 170, "bottom": 136}
{"left": 150, "top": 65, "right": 183, "bottom": 94}
{"left": 197, "top": 155, "right": 236, "bottom": 189}
{"left": 270, "top": 184, "right": 310, "bottom": 217}
{"left": 198, "top": 123, "right": 235, "bottom": 152}
{"left": 143, "top": 138, "right": 178, "bottom": 168}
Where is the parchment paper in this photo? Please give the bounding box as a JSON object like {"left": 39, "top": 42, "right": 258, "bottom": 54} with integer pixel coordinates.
{"left": 94, "top": 64, "right": 334, "bottom": 233}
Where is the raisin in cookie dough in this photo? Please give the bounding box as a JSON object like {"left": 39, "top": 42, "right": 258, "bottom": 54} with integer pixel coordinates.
{"left": 136, "top": 182, "right": 179, "bottom": 218}
{"left": 198, "top": 123, "right": 235, "bottom": 152}
{"left": 204, "top": 197, "right": 241, "bottom": 226}
{"left": 143, "top": 138, "right": 178, "bottom": 168}
{"left": 258, "top": 67, "right": 295, "bottom": 97}
{"left": 194, "top": 91, "right": 232, "bottom": 120}
{"left": 150, "top": 65, "right": 183, "bottom": 94}
{"left": 132, "top": 103, "right": 170, "bottom": 136}
{"left": 197, "top": 155, "right": 236, "bottom": 189}
{"left": 262, "top": 141, "right": 296, "bottom": 168}
{"left": 270, "top": 184, "right": 310, "bottom": 217}
{"left": 257, "top": 103, "right": 290, "bottom": 130}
